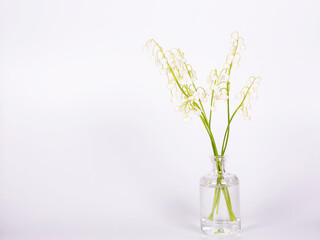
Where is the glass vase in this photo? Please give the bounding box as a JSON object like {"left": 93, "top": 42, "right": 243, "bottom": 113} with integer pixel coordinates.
{"left": 200, "top": 156, "right": 241, "bottom": 235}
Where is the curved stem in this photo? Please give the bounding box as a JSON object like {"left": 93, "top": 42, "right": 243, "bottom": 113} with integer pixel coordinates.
{"left": 221, "top": 78, "right": 256, "bottom": 155}
{"left": 200, "top": 115, "right": 218, "bottom": 156}
{"left": 208, "top": 91, "right": 214, "bottom": 128}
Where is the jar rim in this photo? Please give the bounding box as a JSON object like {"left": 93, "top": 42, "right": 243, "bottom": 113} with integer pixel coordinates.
{"left": 210, "top": 155, "right": 227, "bottom": 159}
{"left": 210, "top": 155, "right": 227, "bottom": 163}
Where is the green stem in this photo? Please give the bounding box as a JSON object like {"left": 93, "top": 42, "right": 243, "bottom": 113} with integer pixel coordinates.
{"left": 208, "top": 162, "right": 237, "bottom": 222}
{"left": 209, "top": 188, "right": 219, "bottom": 220}
{"left": 208, "top": 91, "right": 214, "bottom": 128}
{"left": 215, "top": 188, "right": 221, "bottom": 214}
{"left": 221, "top": 188, "right": 236, "bottom": 221}
{"left": 200, "top": 115, "right": 218, "bottom": 156}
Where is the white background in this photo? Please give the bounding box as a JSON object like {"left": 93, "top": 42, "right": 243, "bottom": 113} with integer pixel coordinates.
{"left": 1, "top": 0, "right": 320, "bottom": 239}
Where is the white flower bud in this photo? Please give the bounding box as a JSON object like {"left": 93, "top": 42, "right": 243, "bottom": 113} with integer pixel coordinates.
{"left": 149, "top": 55, "right": 155, "bottom": 61}
{"left": 175, "top": 106, "right": 183, "bottom": 112}
{"left": 235, "top": 92, "right": 242, "bottom": 99}
{"left": 212, "top": 75, "right": 218, "bottom": 81}
{"left": 244, "top": 115, "right": 251, "bottom": 120}
{"left": 161, "top": 58, "right": 167, "bottom": 65}
{"left": 231, "top": 33, "right": 239, "bottom": 41}
{"left": 191, "top": 76, "right": 197, "bottom": 82}
{"left": 206, "top": 89, "right": 212, "bottom": 95}
{"left": 255, "top": 77, "right": 262, "bottom": 84}
{"left": 252, "top": 92, "right": 258, "bottom": 100}
{"left": 183, "top": 115, "right": 191, "bottom": 122}
{"left": 202, "top": 93, "right": 208, "bottom": 102}
{"left": 241, "top": 44, "right": 246, "bottom": 50}
{"left": 220, "top": 74, "right": 230, "bottom": 81}
{"left": 215, "top": 93, "right": 228, "bottom": 101}
{"left": 182, "top": 70, "right": 189, "bottom": 77}
{"left": 160, "top": 69, "right": 167, "bottom": 75}
{"left": 210, "top": 106, "right": 217, "bottom": 111}
{"left": 167, "top": 82, "right": 174, "bottom": 90}
{"left": 170, "top": 95, "right": 178, "bottom": 103}
{"left": 215, "top": 94, "right": 223, "bottom": 100}
{"left": 233, "top": 62, "right": 239, "bottom": 68}
{"left": 227, "top": 55, "right": 234, "bottom": 64}
{"left": 221, "top": 94, "right": 229, "bottom": 101}
{"left": 180, "top": 58, "right": 186, "bottom": 65}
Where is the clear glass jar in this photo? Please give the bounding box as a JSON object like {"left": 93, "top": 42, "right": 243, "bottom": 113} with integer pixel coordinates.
{"left": 200, "top": 156, "right": 241, "bottom": 235}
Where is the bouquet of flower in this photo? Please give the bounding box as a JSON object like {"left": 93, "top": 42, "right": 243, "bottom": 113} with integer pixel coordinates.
{"left": 144, "top": 31, "right": 261, "bottom": 234}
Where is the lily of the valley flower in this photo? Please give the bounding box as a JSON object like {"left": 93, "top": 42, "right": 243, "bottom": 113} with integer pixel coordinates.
{"left": 144, "top": 31, "right": 260, "bottom": 126}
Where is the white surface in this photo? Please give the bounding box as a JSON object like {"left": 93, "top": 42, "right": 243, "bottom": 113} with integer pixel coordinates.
{"left": 1, "top": 0, "right": 320, "bottom": 239}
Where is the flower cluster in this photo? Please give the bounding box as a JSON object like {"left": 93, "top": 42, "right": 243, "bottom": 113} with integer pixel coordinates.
{"left": 235, "top": 76, "right": 261, "bottom": 120}
{"left": 207, "top": 71, "right": 230, "bottom": 99}
{"left": 144, "top": 39, "right": 207, "bottom": 122}
{"left": 144, "top": 31, "right": 260, "bottom": 123}
{"left": 205, "top": 31, "right": 246, "bottom": 113}
{"left": 225, "top": 31, "right": 245, "bottom": 70}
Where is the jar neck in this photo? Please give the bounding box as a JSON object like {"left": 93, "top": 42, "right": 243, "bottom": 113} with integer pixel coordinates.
{"left": 211, "top": 155, "right": 226, "bottom": 175}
